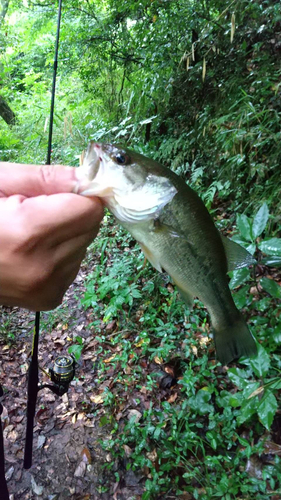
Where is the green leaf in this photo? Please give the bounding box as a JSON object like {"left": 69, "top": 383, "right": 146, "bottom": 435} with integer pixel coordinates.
{"left": 229, "top": 268, "right": 250, "bottom": 289}
{"left": 228, "top": 367, "right": 249, "bottom": 389}
{"left": 261, "top": 257, "right": 281, "bottom": 268}
{"left": 242, "top": 381, "right": 260, "bottom": 399}
{"left": 187, "top": 390, "right": 213, "bottom": 414}
{"left": 74, "top": 335, "right": 83, "bottom": 345}
{"left": 273, "top": 328, "right": 281, "bottom": 344}
{"left": 260, "top": 277, "right": 281, "bottom": 299}
{"left": 249, "top": 343, "right": 270, "bottom": 378}
{"left": 233, "top": 285, "right": 249, "bottom": 308}
{"left": 231, "top": 236, "right": 250, "bottom": 248}
{"left": 68, "top": 343, "right": 83, "bottom": 361}
{"left": 259, "top": 238, "right": 281, "bottom": 257}
{"left": 237, "top": 397, "right": 258, "bottom": 425}
{"left": 131, "top": 288, "right": 142, "bottom": 298}
{"left": 217, "top": 390, "right": 242, "bottom": 408}
{"left": 99, "top": 415, "right": 112, "bottom": 426}
{"left": 236, "top": 213, "right": 252, "bottom": 241}
{"left": 257, "top": 391, "right": 278, "bottom": 430}
{"left": 246, "top": 243, "right": 256, "bottom": 255}
{"left": 267, "top": 377, "right": 281, "bottom": 390}
{"left": 252, "top": 203, "right": 269, "bottom": 239}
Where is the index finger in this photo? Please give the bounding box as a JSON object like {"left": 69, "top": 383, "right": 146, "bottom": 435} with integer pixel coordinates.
{"left": 0, "top": 162, "right": 77, "bottom": 197}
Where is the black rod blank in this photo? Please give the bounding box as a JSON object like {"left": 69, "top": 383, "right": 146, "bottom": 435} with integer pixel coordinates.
{"left": 24, "top": 0, "right": 63, "bottom": 470}
{"left": 0, "top": 386, "right": 9, "bottom": 500}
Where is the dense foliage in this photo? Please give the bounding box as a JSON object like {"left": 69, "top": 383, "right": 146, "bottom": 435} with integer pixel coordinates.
{"left": 1, "top": 0, "right": 281, "bottom": 498}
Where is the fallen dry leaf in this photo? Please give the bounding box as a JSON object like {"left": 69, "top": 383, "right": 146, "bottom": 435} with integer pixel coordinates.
{"left": 3, "top": 424, "right": 14, "bottom": 439}
{"left": 154, "top": 356, "right": 163, "bottom": 365}
{"left": 164, "top": 366, "right": 175, "bottom": 377}
{"left": 127, "top": 409, "right": 142, "bottom": 423}
{"left": 5, "top": 466, "right": 14, "bottom": 481}
{"left": 191, "top": 345, "right": 198, "bottom": 356}
{"left": 123, "top": 444, "right": 133, "bottom": 457}
{"left": 31, "top": 475, "right": 44, "bottom": 495}
{"left": 135, "top": 339, "right": 146, "bottom": 347}
{"left": 37, "top": 435, "right": 46, "bottom": 449}
{"left": 103, "top": 354, "right": 117, "bottom": 363}
{"left": 81, "top": 446, "right": 92, "bottom": 464}
{"left": 167, "top": 393, "right": 178, "bottom": 403}
{"left": 90, "top": 394, "right": 105, "bottom": 404}
{"left": 245, "top": 455, "right": 263, "bottom": 479}
{"left": 106, "top": 320, "right": 116, "bottom": 332}
{"left": 146, "top": 448, "right": 158, "bottom": 462}
{"left": 199, "top": 336, "right": 211, "bottom": 346}
{"left": 264, "top": 441, "right": 281, "bottom": 455}
{"left": 74, "top": 460, "right": 86, "bottom": 477}
{"left": 248, "top": 386, "right": 264, "bottom": 399}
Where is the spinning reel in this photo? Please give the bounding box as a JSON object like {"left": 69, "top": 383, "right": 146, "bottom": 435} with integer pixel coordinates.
{"left": 40, "top": 354, "right": 76, "bottom": 396}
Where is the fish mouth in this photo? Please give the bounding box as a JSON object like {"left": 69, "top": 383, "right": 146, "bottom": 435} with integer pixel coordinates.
{"left": 75, "top": 142, "right": 116, "bottom": 198}
{"left": 92, "top": 142, "right": 102, "bottom": 160}
{"left": 75, "top": 142, "right": 178, "bottom": 224}
{"left": 74, "top": 142, "right": 101, "bottom": 195}
{"left": 86, "top": 142, "right": 102, "bottom": 180}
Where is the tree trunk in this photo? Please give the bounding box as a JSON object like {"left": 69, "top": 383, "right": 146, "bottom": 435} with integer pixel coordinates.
{"left": 0, "top": 95, "right": 16, "bottom": 125}
{"left": 0, "top": 0, "right": 10, "bottom": 24}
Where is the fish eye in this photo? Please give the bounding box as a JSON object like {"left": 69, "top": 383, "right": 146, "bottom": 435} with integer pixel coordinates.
{"left": 114, "top": 153, "right": 130, "bottom": 165}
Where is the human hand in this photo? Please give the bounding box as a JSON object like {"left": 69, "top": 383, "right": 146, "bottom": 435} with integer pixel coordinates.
{"left": 0, "top": 162, "right": 103, "bottom": 310}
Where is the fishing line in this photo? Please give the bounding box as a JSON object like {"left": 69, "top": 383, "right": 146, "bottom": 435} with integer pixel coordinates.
{"left": 47, "top": 0, "right": 63, "bottom": 165}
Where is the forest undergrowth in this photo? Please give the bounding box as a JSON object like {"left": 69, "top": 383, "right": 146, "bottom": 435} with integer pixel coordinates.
{"left": 69, "top": 206, "right": 281, "bottom": 499}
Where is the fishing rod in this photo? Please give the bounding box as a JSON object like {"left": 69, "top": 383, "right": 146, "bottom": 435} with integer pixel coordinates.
{"left": 0, "top": 386, "right": 9, "bottom": 500}
{"left": 23, "top": 0, "right": 63, "bottom": 470}
{"left": 0, "top": 1, "right": 77, "bottom": 493}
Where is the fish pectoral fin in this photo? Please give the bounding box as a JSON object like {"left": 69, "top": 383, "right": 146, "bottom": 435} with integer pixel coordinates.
{"left": 221, "top": 235, "right": 256, "bottom": 272}
{"left": 139, "top": 243, "right": 163, "bottom": 273}
{"left": 153, "top": 219, "right": 193, "bottom": 243}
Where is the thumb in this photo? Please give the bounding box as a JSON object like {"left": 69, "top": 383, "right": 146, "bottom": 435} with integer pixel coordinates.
{"left": 0, "top": 162, "right": 78, "bottom": 197}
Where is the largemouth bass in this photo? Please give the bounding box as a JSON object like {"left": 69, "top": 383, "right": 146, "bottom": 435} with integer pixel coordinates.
{"left": 75, "top": 142, "right": 257, "bottom": 365}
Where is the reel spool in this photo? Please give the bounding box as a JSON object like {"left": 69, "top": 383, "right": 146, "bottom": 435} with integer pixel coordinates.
{"left": 49, "top": 355, "right": 75, "bottom": 385}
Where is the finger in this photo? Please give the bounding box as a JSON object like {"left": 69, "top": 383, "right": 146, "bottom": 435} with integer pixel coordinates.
{"left": 53, "top": 230, "right": 96, "bottom": 264}
{"left": 0, "top": 162, "right": 78, "bottom": 197}
{"left": 18, "top": 193, "right": 104, "bottom": 245}
{"left": 29, "top": 252, "right": 88, "bottom": 311}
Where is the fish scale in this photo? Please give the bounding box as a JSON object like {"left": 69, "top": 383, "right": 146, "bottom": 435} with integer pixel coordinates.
{"left": 125, "top": 208, "right": 234, "bottom": 323}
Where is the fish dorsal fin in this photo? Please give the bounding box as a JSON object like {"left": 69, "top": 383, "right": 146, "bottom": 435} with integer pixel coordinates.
{"left": 221, "top": 235, "right": 256, "bottom": 272}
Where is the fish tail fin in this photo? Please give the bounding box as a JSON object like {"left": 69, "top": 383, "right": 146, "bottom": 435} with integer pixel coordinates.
{"left": 213, "top": 314, "right": 257, "bottom": 366}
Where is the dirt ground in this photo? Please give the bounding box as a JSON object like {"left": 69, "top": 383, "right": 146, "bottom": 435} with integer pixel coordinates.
{"left": 0, "top": 266, "right": 144, "bottom": 500}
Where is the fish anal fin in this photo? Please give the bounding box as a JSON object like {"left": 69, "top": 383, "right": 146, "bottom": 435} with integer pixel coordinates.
{"left": 139, "top": 243, "right": 163, "bottom": 273}
{"left": 221, "top": 235, "right": 256, "bottom": 272}
{"left": 172, "top": 279, "right": 194, "bottom": 308}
